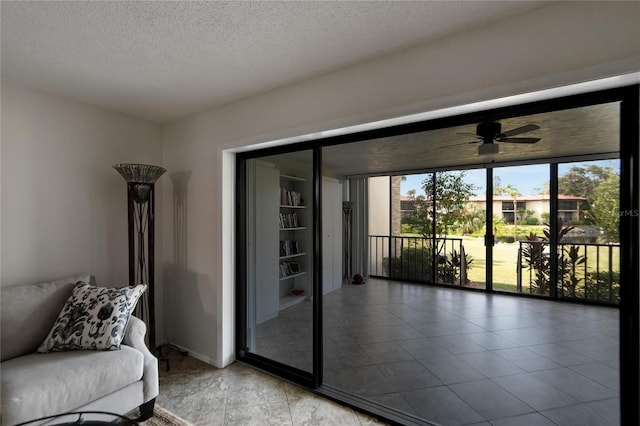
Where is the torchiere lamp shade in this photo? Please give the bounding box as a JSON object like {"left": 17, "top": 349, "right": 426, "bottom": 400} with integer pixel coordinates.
{"left": 113, "top": 163, "right": 166, "bottom": 183}
{"left": 114, "top": 164, "right": 166, "bottom": 203}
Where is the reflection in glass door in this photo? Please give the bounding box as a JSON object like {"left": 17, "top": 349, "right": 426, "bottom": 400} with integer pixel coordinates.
{"left": 244, "top": 151, "right": 314, "bottom": 372}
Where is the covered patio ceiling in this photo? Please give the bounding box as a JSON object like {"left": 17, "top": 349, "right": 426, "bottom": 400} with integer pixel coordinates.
{"left": 321, "top": 101, "right": 620, "bottom": 178}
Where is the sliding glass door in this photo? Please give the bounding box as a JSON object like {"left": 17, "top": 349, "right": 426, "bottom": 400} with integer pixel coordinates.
{"left": 492, "top": 164, "right": 550, "bottom": 295}
{"left": 556, "top": 159, "right": 620, "bottom": 303}
{"left": 238, "top": 149, "right": 318, "bottom": 381}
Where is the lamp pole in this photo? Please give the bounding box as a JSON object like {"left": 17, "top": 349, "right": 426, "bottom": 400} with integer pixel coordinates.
{"left": 114, "top": 163, "right": 166, "bottom": 353}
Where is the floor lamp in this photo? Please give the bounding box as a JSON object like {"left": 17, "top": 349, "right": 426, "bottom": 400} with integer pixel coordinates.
{"left": 343, "top": 201, "right": 354, "bottom": 282}
{"left": 114, "top": 163, "right": 165, "bottom": 354}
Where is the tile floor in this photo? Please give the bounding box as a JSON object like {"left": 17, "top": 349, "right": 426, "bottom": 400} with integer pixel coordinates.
{"left": 155, "top": 353, "right": 387, "bottom": 425}
{"left": 253, "top": 278, "right": 620, "bottom": 425}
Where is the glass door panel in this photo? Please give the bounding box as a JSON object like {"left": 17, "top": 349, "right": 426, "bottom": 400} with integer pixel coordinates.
{"left": 557, "top": 159, "right": 620, "bottom": 303}
{"left": 492, "top": 164, "right": 550, "bottom": 294}
{"left": 431, "top": 169, "right": 486, "bottom": 289}
{"left": 244, "top": 151, "right": 314, "bottom": 372}
{"left": 369, "top": 170, "right": 487, "bottom": 289}
{"left": 391, "top": 174, "right": 435, "bottom": 282}
{"left": 460, "top": 169, "right": 487, "bottom": 289}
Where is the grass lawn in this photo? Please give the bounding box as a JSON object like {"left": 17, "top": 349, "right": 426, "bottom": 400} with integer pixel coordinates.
{"left": 398, "top": 233, "right": 522, "bottom": 291}
{"left": 457, "top": 236, "right": 521, "bottom": 292}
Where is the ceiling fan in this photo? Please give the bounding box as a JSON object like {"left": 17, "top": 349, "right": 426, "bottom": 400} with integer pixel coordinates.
{"left": 456, "top": 122, "right": 541, "bottom": 155}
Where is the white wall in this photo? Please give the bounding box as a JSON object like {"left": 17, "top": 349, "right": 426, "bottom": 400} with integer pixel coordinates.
{"left": 368, "top": 177, "right": 391, "bottom": 236}
{"left": 1, "top": 85, "right": 163, "bottom": 334}
{"left": 161, "top": 1, "right": 640, "bottom": 367}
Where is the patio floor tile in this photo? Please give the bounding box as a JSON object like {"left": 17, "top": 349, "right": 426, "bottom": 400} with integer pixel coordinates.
{"left": 448, "top": 379, "right": 534, "bottom": 420}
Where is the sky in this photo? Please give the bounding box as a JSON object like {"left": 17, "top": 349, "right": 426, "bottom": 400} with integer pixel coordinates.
{"left": 400, "top": 159, "right": 619, "bottom": 197}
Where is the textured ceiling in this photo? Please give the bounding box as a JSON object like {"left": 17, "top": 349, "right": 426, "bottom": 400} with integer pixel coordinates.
{"left": 1, "top": 1, "right": 547, "bottom": 123}
{"left": 259, "top": 102, "right": 620, "bottom": 177}
{"left": 322, "top": 102, "right": 620, "bottom": 176}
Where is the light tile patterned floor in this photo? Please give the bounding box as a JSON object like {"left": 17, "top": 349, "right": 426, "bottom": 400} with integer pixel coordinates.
{"left": 155, "top": 355, "right": 386, "bottom": 425}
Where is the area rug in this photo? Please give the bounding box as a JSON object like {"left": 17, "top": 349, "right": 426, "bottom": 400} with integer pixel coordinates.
{"left": 140, "top": 405, "right": 194, "bottom": 426}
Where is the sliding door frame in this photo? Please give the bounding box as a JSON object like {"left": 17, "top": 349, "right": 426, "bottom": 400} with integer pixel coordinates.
{"left": 235, "top": 143, "right": 323, "bottom": 389}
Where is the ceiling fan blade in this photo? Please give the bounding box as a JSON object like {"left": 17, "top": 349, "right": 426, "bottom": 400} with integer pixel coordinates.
{"left": 438, "top": 141, "right": 479, "bottom": 149}
{"left": 499, "top": 124, "right": 540, "bottom": 138}
{"left": 497, "top": 137, "right": 541, "bottom": 144}
{"left": 456, "top": 132, "right": 482, "bottom": 139}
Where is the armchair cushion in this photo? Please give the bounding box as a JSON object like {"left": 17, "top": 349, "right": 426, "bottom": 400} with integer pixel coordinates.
{"left": 1, "top": 347, "right": 143, "bottom": 423}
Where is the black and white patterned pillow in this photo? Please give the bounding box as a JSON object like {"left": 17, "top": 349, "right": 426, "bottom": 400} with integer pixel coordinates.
{"left": 37, "top": 282, "right": 146, "bottom": 352}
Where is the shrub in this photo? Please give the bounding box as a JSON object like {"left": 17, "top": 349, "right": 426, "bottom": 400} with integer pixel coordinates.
{"left": 585, "top": 271, "right": 620, "bottom": 303}
{"left": 496, "top": 236, "right": 516, "bottom": 243}
{"left": 383, "top": 246, "right": 433, "bottom": 281}
{"left": 526, "top": 217, "right": 540, "bottom": 225}
{"left": 382, "top": 244, "right": 473, "bottom": 286}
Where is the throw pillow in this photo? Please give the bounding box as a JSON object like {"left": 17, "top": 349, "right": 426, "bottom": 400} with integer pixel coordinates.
{"left": 37, "top": 282, "right": 146, "bottom": 352}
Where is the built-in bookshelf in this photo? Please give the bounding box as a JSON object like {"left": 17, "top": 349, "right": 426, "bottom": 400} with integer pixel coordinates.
{"left": 278, "top": 174, "right": 308, "bottom": 310}
{"left": 251, "top": 162, "right": 342, "bottom": 325}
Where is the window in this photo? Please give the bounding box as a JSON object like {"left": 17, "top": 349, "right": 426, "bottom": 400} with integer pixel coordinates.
{"left": 558, "top": 200, "right": 578, "bottom": 210}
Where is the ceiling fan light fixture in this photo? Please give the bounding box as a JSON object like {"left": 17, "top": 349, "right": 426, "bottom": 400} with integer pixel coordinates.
{"left": 478, "top": 143, "right": 499, "bottom": 156}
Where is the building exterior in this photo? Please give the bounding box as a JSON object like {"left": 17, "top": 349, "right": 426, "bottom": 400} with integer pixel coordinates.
{"left": 400, "top": 195, "right": 417, "bottom": 219}
{"left": 397, "top": 193, "right": 586, "bottom": 226}
{"left": 467, "top": 194, "right": 587, "bottom": 224}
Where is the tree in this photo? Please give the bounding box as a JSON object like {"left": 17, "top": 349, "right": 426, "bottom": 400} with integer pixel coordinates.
{"left": 413, "top": 171, "right": 477, "bottom": 237}
{"left": 534, "top": 182, "right": 550, "bottom": 195}
{"left": 493, "top": 176, "right": 502, "bottom": 192}
{"left": 559, "top": 164, "right": 617, "bottom": 225}
{"left": 494, "top": 182, "right": 520, "bottom": 198}
{"left": 493, "top": 182, "right": 522, "bottom": 238}
{"left": 460, "top": 205, "right": 486, "bottom": 234}
{"left": 495, "top": 183, "right": 521, "bottom": 224}
{"left": 558, "top": 165, "right": 612, "bottom": 197}
{"left": 588, "top": 173, "right": 620, "bottom": 242}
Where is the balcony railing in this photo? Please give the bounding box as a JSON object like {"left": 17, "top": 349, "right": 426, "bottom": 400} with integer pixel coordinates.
{"left": 369, "top": 235, "right": 466, "bottom": 286}
{"left": 368, "top": 235, "right": 620, "bottom": 305}
{"left": 517, "top": 240, "right": 620, "bottom": 304}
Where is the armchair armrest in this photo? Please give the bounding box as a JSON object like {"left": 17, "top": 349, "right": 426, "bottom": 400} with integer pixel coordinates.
{"left": 124, "top": 315, "right": 159, "bottom": 402}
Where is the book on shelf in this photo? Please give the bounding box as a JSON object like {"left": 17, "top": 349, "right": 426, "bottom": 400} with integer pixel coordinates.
{"left": 279, "top": 261, "right": 301, "bottom": 278}
{"left": 279, "top": 212, "right": 300, "bottom": 229}
{"left": 279, "top": 240, "right": 300, "bottom": 257}
{"left": 280, "top": 187, "right": 304, "bottom": 207}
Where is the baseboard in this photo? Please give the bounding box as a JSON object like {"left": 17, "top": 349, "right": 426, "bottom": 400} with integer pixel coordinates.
{"left": 158, "top": 341, "right": 219, "bottom": 367}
